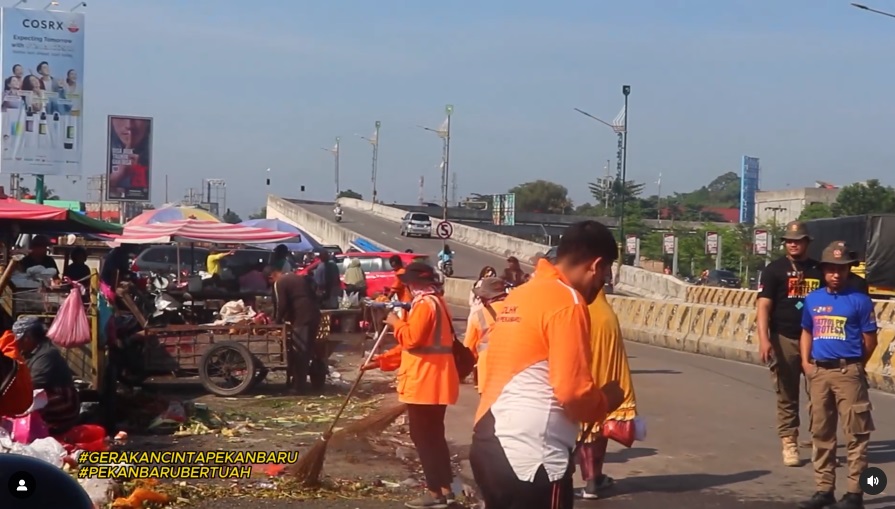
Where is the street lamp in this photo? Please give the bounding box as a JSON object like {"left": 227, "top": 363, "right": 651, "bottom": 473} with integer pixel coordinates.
{"left": 356, "top": 121, "right": 380, "bottom": 203}
{"left": 11, "top": 1, "right": 27, "bottom": 8}
{"left": 70, "top": 1, "right": 86, "bottom": 11}
{"left": 43, "top": 1, "right": 58, "bottom": 9}
{"left": 321, "top": 137, "right": 340, "bottom": 198}
{"left": 574, "top": 84, "right": 630, "bottom": 263}
{"left": 418, "top": 104, "right": 453, "bottom": 230}
{"left": 851, "top": 3, "right": 895, "bottom": 18}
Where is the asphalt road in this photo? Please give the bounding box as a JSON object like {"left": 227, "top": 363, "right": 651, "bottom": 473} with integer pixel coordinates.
{"left": 193, "top": 319, "right": 895, "bottom": 508}
{"left": 302, "top": 203, "right": 531, "bottom": 280}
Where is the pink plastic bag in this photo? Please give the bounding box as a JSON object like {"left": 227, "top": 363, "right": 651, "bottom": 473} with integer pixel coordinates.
{"left": 1, "top": 412, "right": 50, "bottom": 444}
{"left": 47, "top": 282, "right": 91, "bottom": 348}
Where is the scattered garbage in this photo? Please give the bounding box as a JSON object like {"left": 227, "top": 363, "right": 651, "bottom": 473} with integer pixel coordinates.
{"left": 78, "top": 477, "right": 117, "bottom": 508}
{"left": 0, "top": 427, "right": 68, "bottom": 467}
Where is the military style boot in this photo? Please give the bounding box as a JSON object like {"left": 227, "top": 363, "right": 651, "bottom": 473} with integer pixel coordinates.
{"left": 782, "top": 434, "right": 801, "bottom": 466}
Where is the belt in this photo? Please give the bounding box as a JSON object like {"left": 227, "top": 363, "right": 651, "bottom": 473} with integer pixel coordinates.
{"left": 813, "top": 358, "right": 862, "bottom": 369}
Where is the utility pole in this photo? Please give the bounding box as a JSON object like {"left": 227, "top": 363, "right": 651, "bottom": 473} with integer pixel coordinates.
{"left": 451, "top": 172, "right": 458, "bottom": 206}
{"left": 619, "top": 85, "right": 631, "bottom": 264}
{"left": 418, "top": 176, "right": 425, "bottom": 205}
{"left": 656, "top": 172, "right": 662, "bottom": 223}
{"left": 371, "top": 121, "right": 380, "bottom": 203}
{"left": 442, "top": 104, "right": 453, "bottom": 225}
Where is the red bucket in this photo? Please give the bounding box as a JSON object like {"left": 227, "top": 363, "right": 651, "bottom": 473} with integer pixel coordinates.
{"left": 60, "top": 424, "right": 108, "bottom": 452}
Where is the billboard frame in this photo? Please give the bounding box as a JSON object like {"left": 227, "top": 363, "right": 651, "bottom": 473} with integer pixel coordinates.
{"left": 105, "top": 114, "right": 153, "bottom": 203}
{"left": 740, "top": 155, "right": 760, "bottom": 224}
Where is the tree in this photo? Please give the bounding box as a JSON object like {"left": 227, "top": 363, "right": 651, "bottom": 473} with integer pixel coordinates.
{"left": 798, "top": 202, "right": 834, "bottom": 221}
{"left": 222, "top": 209, "right": 242, "bottom": 224}
{"left": 587, "top": 179, "right": 646, "bottom": 216}
{"left": 337, "top": 189, "right": 363, "bottom": 200}
{"left": 508, "top": 180, "right": 572, "bottom": 214}
{"left": 18, "top": 186, "right": 59, "bottom": 200}
{"left": 830, "top": 180, "right": 895, "bottom": 217}
{"left": 248, "top": 207, "right": 267, "bottom": 220}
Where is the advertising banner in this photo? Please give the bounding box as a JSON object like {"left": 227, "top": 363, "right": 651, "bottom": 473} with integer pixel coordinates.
{"left": 491, "top": 193, "right": 516, "bottom": 226}
{"left": 740, "top": 156, "right": 760, "bottom": 224}
{"left": 0, "top": 8, "right": 84, "bottom": 175}
{"left": 663, "top": 233, "right": 676, "bottom": 255}
{"left": 625, "top": 234, "right": 637, "bottom": 255}
{"left": 106, "top": 115, "right": 152, "bottom": 202}
{"left": 705, "top": 231, "right": 719, "bottom": 255}
{"left": 754, "top": 229, "right": 769, "bottom": 255}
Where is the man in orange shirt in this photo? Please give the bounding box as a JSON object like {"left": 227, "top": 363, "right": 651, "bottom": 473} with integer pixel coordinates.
{"left": 363, "top": 263, "right": 459, "bottom": 508}
{"left": 0, "top": 329, "right": 33, "bottom": 418}
{"left": 463, "top": 277, "right": 508, "bottom": 393}
{"left": 470, "top": 220, "right": 625, "bottom": 509}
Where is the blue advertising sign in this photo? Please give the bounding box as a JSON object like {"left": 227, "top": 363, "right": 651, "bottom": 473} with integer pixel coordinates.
{"left": 0, "top": 8, "right": 85, "bottom": 176}
{"left": 740, "top": 156, "right": 760, "bottom": 224}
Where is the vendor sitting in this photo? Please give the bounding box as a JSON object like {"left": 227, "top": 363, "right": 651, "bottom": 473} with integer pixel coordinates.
{"left": 12, "top": 317, "right": 80, "bottom": 434}
{"left": 63, "top": 247, "right": 91, "bottom": 284}
{"left": 20, "top": 235, "right": 59, "bottom": 275}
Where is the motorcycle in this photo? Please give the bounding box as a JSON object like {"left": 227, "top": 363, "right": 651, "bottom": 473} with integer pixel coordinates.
{"left": 441, "top": 259, "right": 454, "bottom": 277}
{"left": 334, "top": 208, "right": 343, "bottom": 222}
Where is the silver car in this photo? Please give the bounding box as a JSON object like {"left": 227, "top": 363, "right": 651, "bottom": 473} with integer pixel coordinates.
{"left": 400, "top": 212, "right": 432, "bottom": 238}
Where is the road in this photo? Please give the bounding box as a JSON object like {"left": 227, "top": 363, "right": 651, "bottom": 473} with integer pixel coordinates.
{"left": 302, "top": 202, "right": 531, "bottom": 280}
{"left": 194, "top": 314, "right": 895, "bottom": 508}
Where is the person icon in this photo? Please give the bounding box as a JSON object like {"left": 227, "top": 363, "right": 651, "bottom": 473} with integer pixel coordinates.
{"left": 16, "top": 479, "right": 27, "bottom": 492}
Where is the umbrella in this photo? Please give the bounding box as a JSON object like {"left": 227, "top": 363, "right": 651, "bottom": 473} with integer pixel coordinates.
{"left": 109, "top": 219, "right": 297, "bottom": 245}
{"left": 239, "top": 218, "right": 320, "bottom": 252}
{"left": 126, "top": 206, "right": 221, "bottom": 226}
{"left": 0, "top": 195, "right": 123, "bottom": 235}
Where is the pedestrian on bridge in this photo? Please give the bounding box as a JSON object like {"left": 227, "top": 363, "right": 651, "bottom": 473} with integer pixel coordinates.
{"left": 469, "top": 221, "right": 624, "bottom": 509}
{"left": 756, "top": 220, "right": 823, "bottom": 467}
{"left": 797, "top": 242, "right": 878, "bottom": 509}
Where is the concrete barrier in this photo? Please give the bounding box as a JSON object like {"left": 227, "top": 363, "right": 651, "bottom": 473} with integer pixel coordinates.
{"left": 267, "top": 195, "right": 395, "bottom": 252}
{"left": 614, "top": 264, "right": 689, "bottom": 300}
{"left": 439, "top": 279, "right": 895, "bottom": 394}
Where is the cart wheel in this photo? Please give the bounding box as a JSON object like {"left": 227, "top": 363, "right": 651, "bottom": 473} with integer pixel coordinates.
{"left": 199, "top": 342, "right": 257, "bottom": 396}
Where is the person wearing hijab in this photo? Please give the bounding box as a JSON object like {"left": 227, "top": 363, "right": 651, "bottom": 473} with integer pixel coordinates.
{"left": 465, "top": 266, "right": 497, "bottom": 340}
{"left": 12, "top": 317, "right": 79, "bottom": 434}
{"left": 343, "top": 258, "right": 367, "bottom": 297}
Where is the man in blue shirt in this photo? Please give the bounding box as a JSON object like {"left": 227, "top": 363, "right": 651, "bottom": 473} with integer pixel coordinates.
{"left": 798, "top": 241, "right": 879, "bottom": 509}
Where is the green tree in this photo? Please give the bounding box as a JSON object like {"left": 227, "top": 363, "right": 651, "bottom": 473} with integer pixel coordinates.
{"left": 248, "top": 206, "right": 267, "bottom": 220}
{"left": 337, "top": 189, "right": 363, "bottom": 200}
{"left": 798, "top": 202, "right": 834, "bottom": 221}
{"left": 831, "top": 180, "right": 895, "bottom": 217}
{"left": 222, "top": 210, "right": 242, "bottom": 224}
{"left": 508, "top": 180, "right": 572, "bottom": 214}
{"left": 587, "top": 179, "right": 646, "bottom": 216}
{"left": 18, "top": 186, "right": 59, "bottom": 200}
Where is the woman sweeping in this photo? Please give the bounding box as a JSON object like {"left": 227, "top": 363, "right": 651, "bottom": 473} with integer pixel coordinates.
{"left": 575, "top": 287, "right": 639, "bottom": 500}
{"left": 362, "top": 262, "right": 460, "bottom": 508}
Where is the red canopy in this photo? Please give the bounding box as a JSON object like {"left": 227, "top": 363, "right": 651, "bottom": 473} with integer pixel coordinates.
{"left": 0, "top": 196, "right": 69, "bottom": 221}
{"left": 109, "top": 219, "right": 298, "bottom": 245}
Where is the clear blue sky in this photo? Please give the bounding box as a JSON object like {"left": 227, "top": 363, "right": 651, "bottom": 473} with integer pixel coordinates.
{"left": 39, "top": 0, "right": 895, "bottom": 215}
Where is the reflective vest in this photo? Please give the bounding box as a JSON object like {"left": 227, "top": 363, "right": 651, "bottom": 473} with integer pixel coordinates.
{"left": 474, "top": 308, "right": 490, "bottom": 354}
{"left": 395, "top": 294, "right": 459, "bottom": 405}
{"left": 406, "top": 295, "right": 453, "bottom": 355}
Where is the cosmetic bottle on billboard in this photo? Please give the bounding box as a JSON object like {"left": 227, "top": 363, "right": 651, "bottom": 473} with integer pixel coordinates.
{"left": 23, "top": 110, "right": 34, "bottom": 151}
{"left": 38, "top": 111, "right": 48, "bottom": 150}
{"left": 52, "top": 112, "right": 60, "bottom": 150}
{"left": 64, "top": 113, "right": 76, "bottom": 150}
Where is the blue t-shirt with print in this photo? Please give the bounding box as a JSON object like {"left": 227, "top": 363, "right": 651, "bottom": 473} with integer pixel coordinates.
{"left": 800, "top": 287, "right": 877, "bottom": 361}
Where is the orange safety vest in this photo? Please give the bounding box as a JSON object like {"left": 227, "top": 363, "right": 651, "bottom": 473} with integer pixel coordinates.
{"left": 393, "top": 294, "right": 459, "bottom": 405}
{"left": 465, "top": 302, "right": 504, "bottom": 394}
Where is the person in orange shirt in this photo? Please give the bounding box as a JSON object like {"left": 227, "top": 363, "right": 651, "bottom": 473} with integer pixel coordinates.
{"left": 362, "top": 262, "right": 459, "bottom": 509}
{"left": 0, "top": 329, "right": 34, "bottom": 418}
{"left": 386, "top": 255, "right": 412, "bottom": 303}
{"left": 463, "top": 277, "right": 508, "bottom": 393}
{"left": 470, "top": 220, "right": 625, "bottom": 509}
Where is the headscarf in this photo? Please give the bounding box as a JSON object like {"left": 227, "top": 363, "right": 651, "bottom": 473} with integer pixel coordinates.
{"left": 12, "top": 316, "right": 44, "bottom": 341}
{"left": 344, "top": 258, "right": 365, "bottom": 286}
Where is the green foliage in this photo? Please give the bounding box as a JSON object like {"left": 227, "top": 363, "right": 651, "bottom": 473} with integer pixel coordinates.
{"left": 222, "top": 210, "right": 242, "bottom": 224}
{"left": 798, "top": 202, "right": 834, "bottom": 221}
{"left": 508, "top": 180, "right": 573, "bottom": 214}
{"left": 830, "top": 180, "right": 895, "bottom": 217}
{"left": 248, "top": 206, "right": 267, "bottom": 220}
{"left": 18, "top": 185, "right": 59, "bottom": 200}
{"left": 337, "top": 189, "right": 363, "bottom": 200}
{"left": 587, "top": 179, "right": 646, "bottom": 216}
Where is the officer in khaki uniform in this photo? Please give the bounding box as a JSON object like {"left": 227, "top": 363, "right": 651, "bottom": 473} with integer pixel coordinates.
{"left": 757, "top": 220, "right": 823, "bottom": 466}
{"left": 798, "top": 241, "right": 879, "bottom": 509}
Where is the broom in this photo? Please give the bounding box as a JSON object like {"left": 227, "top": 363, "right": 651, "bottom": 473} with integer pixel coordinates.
{"left": 289, "top": 323, "right": 393, "bottom": 485}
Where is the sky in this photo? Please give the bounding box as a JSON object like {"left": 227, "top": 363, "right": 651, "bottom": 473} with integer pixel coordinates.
{"left": 18, "top": 0, "right": 895, "bottom": 216}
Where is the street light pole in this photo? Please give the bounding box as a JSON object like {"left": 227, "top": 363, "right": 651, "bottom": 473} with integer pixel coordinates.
{"left": 443, "top": 104, "right": 453, "bottom": 224}
{"left": 851, "top": 3, "right": 895, "bottom": 18}
{"left": 334, "top": 136, "right": 340, "bottom": 197}
{"left": 371, "top": 121, "right": 380, "bottom": 203}
{"left": 619, "top": 85, "right": 630, "bottom": 263}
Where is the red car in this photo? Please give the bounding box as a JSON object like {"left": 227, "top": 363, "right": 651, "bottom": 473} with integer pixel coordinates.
{"left": 298, "top": 252, "right": 432, "bottom": 296}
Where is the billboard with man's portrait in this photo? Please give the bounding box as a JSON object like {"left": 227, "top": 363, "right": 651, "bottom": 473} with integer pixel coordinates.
{"left": 106, "top": 115, "right": 152, "bottom": 202}
{"left": 0, "top": 8, "right": 85, "bottom": 175}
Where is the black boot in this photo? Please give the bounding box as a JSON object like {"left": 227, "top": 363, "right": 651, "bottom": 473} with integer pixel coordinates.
{"left": 798, "top": 491, "right": 836, "bottom": 509}
{"left": 830, "top": 493, "right": 863, "bottom": 509}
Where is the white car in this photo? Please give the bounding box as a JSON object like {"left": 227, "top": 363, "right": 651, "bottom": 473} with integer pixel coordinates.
{"left": 399, "top": 212, "right": 433, "bottom": 238}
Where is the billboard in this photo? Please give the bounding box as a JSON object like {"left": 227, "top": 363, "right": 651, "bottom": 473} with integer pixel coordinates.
{"left": 754, "top": 229, "right": 769, "bottom": 255}
{"left": 740, "top": 156, "right": 760, "bottom": 224}
{"left": 106, "top": 115, "right": 152, "bottom": 202}
{"left": 705, "top": 231, "right": 719, "bottom": 255}
{"left": 491, "top": 193, "right": 515, "bottom": 226}
{"left": 625, "top": 234, "right": 637, "bottom": 255}
{"left": 662, "top": 233, "right": 676, "bottom": 255}
{"left": 0, "top": 8, "right": 84, "bottom": 176}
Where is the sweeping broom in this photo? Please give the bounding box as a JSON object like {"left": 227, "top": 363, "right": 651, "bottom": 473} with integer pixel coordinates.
{"left": 289, "top": 323, "right": 394, "bottom": 485}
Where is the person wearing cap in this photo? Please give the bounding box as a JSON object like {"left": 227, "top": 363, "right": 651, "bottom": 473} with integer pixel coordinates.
{"left": 362, "top": 262, "right": 459, "bottom": 508}
{"left": 798, "top": 241, "right": 878, "bottom": 509}
{"left": 265, "top": 265, "right": 322, "bottom": 394}
{"left": 20, "top": 235, "right": 59, "bottom": 274}
{"left": 463, "top": 277, "right": 508, "bottom": 393}
{"left": 501, "top": 256, "right": 529, "bottom": 288}
{"left": 574, "top": 285, "right": 639, "bottom": 500}
{"left": 756, "top": 220, "right": 823, "bottom": 467}
{"left": 385, "top": 255, "right": 412, "bottom": 303}
{"left": 12, "top": 316, "right": 79, "bottom": 434}
{"left": 470, "top": 221, "right": 625, "bottom": 509}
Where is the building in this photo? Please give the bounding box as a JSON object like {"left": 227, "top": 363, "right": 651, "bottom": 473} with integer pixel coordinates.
{"left": 753, "top": 186, "right": 841, "bottom": 225}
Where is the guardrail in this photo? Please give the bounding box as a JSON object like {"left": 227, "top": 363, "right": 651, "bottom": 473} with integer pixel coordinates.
{"left": 349, "top": 238, "right": 385, "bottom": 252}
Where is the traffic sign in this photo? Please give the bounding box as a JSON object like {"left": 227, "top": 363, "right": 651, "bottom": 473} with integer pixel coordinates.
{"left": 436, "top": 221, "right": 453, "bottom": 239}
